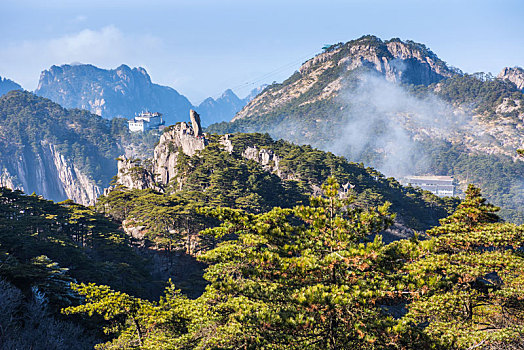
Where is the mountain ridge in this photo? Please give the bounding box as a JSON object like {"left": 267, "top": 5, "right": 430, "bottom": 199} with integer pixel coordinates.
{"left": 34, "top": 64, "right": 260, "bottom": 126}
{"left": 206, "top": 35, "right": 524, "bottom": 223}
{"left": 35, "top": 64, "right": 193, "bottom": 125}
{"left": 0, "top": 76, "right": 22, "bottom": 96}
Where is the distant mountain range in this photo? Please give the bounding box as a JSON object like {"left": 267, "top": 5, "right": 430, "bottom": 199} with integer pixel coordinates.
{"left": 0, "top": 35, "right": 522, "bottom": 222}
{"left": 0, "top": 76, "right": 22, "bottom": 96}
{"left": 197, "top": 86, "right": 267, "bottom": 126}
{"left": 35, "top": 64, "right": 193, "bottom": 125}
{"left": 33, "top": 64, "right": 261, "bottom": 125}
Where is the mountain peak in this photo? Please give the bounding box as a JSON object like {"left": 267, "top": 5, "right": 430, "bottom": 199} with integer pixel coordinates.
{"left": 34, "top": 63, "right": 192, "bottom": 122}
{"left": 220, "top": 89, "right": 241, "bottom": 102}
{"left": 221, "top": 89, "right": 236, "bottom": 98}
{"left": 498, "top": 66, "right": 524, "bottom": 91}
{"left": 233, "top": 36, "right": 458, "bottom": 122}
{"left": 116, "top": 64, "right": 132, "bottom": 72}
{"left": 298, "top": 36, "right": 455, "bottom": 85}
{"left": 0, "top": 76, "right": 22, "bottom": 96}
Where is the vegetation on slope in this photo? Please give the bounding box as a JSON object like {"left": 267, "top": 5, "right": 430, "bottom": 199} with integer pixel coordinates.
{"left": 97, "top": 132, "right": 458, "bottom": 256}
{"left": 67, "top": 179, "right": 524, "bottom": 349}
{"left": 227, "top": 133, "right": 459, "bottom": 230}
{"left": 0, "top": 91, "right": 159, "bottom": 188}
{"left": 0, "top": 187, "right": 153, "bottom": 301}
{"left": 206, "top": 72, "right": 524, "bottom": 224}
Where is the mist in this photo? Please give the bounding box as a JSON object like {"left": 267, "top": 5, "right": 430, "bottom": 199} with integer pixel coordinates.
{"left": 327, "top": 73, "right": 470, "bottom": 177}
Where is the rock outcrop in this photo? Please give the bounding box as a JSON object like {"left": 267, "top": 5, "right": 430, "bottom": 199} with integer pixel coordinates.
{"left": 219, "top": 134, "right": 234, "bottom": 153}
{"left": 113, "top": 156, "right": 156, "bottom": 191}
{"left": 35, "top": 64, "right": 193, "bottom": 124}
{"left": 498, "top": 67, "right": 524, "bottom": 91}
{"left": 110, "top": 112, "right": 208, "bottom": 190}
{"left": 242, "top": 146, "right": 281, "bottom": 176}
{"left": 0, "top": 141, "right": 101, "bottom": 205}
{"left": 190, "top": 110, "right": 203, "bottom": 137}
{"left": 233, "top": 36, "right": 457, "bottom": 122}
{"left": 153, "top": 121, "right": 207, "bottom": 185}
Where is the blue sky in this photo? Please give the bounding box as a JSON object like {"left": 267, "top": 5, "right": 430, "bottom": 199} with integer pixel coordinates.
{"left": 1, "top": 0, "right": 523, "bottom": 103}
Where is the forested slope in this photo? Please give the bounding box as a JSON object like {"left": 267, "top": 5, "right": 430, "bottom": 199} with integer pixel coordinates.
{"left": 206, "top": 36, "right": 524, "bottom": 223}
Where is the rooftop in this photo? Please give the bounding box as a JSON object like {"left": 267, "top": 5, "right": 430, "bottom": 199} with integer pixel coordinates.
{"left": 405, "top": 175, "right": 454, "bottom": 181}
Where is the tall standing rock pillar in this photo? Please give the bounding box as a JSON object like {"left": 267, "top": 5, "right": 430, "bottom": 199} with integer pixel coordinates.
{"left": 190, "top": 110, "right": 203, "bottom": 137}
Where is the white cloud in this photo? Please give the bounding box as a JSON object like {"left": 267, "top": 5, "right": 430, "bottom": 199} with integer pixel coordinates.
{"left": 0, "top": 26, "right": 163, "bottom": 91}
{"left": 48, "top": 26, "right": 124, "bottom": 61}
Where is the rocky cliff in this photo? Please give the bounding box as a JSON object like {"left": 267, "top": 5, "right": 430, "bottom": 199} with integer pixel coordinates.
{"left": 35, "top": 64, "right": 193, "bottom": 124}
{"left": 232, "top": 35, "right": 458, "bottom": 122}
{"left": 0, "top": 140, "right": 101, "bottom": 205}
{"left": 0, "top": 91, "right": 126, "bottom": 205}
{"left": 205, "top": 36, "right": 523, "bottom": 223}
{"left": 210, "top": 36, "right": 523, "bottom": 164}
{"left": 153, "top": 114, "right": 207, "bottom": 185}
{"left": 0, "top": 76, "right": 22, "bottom": 96}
{"left": 498, "top": 67, "right": 524, "bottom": 91}
{"left": 113, "top": 110, "right": 207, "bottom": 189}
{"left": 112, "top": 156, "right": 156, "bottom": 191}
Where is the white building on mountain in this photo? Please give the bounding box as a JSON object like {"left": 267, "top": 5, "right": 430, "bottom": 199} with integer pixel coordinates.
{"left": 128, "top": 111, "right": 165, "bottom": 132}
{"left": 403, "top": 175, "right": 455, "bottom": 197}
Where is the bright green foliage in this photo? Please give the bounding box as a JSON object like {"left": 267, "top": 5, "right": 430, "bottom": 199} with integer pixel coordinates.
{"left": 180, "top": 177, "right": 404, "bottom": 349}
{"left": 207, "top": 64, "right": 524, "bottom": 225}
{"left": 61, "top": 181, "right": 524, "bottom": 349}
{"left": 226, "top": 133, "right": 458, "bottom": 230}
{"left": 65, "top": 281, "right": 194, "bottom": 350}
{"left": 97, "top": 188, "right": 216, "bottom": 255}
{"left": 170, "top": 143, "right": 307, "bottom": 213}
{"left": 400, "top": 185, "right": 524, "bottom": 349}
{"left": 430, "top": 74, "right": 524, "bottom": 118}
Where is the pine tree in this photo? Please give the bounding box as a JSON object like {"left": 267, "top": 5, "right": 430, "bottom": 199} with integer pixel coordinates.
{"left": 400, "top": 185, "right": 524, "bottom": 349}
{"left": 180, "top": 177, "right": 401, "bottom": 349}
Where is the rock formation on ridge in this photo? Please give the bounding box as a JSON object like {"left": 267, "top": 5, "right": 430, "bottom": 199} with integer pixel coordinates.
{"left": 498, "top": 67, "right": 524, "bottom": 91}
{"left": 35, "top": 64, "right": 193, "bottom": 124}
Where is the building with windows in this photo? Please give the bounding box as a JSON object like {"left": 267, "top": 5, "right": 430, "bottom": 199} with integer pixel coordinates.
{"left": 403, "top": 175, "right": 455, "bottom": 197}
{"left": 128, "top": 111, "right": 165, "bottom": 132}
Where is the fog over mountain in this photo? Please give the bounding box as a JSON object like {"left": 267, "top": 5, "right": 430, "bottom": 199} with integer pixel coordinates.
{"left": 207, "top": 35, "right": 524, "bottom": 222}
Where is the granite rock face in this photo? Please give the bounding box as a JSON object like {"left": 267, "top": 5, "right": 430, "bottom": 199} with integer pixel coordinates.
{"left": 190, "top": 110, "right": 203, "bottom": 137}
{"left": 110, "top": 111, "right": 209, "bottom": 191}
{"left": 242, "top": 146, "right": 281, "bottom": 176}
{"left": 114, "top": 156, "right": 156, "bottom": 191}
{"left": 35, "top": 64, "right": 193, "bottom": 124}
{"left": 498, "top": 67, "right": 524, "bottom": 91}
{"left": 153, "top": 121, "right": 207, "bottom": 185}
{"left": 219, "top": 134, "right": 234, "bottom": 153}
{"left": 0, "top": 141, "right": 101, "bottom": 205}
{"left": 233, "top": 36, "right": 458, "bottom": 122}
